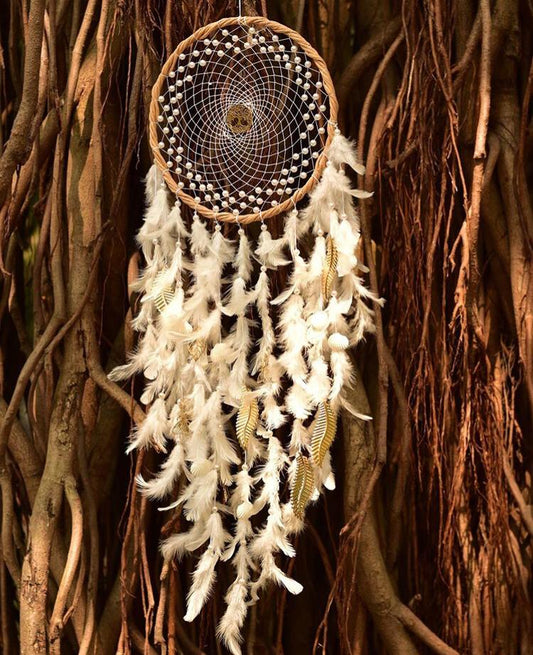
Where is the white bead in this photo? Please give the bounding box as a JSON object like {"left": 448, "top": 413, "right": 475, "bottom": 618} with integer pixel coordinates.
{"left": 158, "top": 95, "right": 165, "bottom": 102}
{"left": 328, "top": 333, "right": 349, "bottom": 351}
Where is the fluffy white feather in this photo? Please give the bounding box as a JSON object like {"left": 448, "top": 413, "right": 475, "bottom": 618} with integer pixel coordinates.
{"left": 327, "top": 133, "right": 366, "bottom": 174}
{"left": 255, "top": 228, "right": 289, "bottom": 268}
{"left": 183, "top": 510, "right": 228, "bottom": 622}
{"left": 127, "top": 395, "right": 168, "bottom": 453}
{"left": 136, "top": 439, "right": 185, "bottom": 499}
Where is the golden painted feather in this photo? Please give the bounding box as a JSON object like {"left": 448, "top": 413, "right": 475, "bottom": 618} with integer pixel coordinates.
{"left": 235, "top": 388, "right": 258, "bottom": 450}
{"left": 311, "top": 401, "right": 337, "bottom": 466}
{"left": 321, "top": 236, "right": 338, "bottom": 301}
{"left": 290, "top": 454, "right": 314, "bottom": 519}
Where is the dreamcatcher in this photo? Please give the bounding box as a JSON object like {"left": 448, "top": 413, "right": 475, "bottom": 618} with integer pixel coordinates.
{"left": 111, "top": 14, "right": 379, "bottom": 654}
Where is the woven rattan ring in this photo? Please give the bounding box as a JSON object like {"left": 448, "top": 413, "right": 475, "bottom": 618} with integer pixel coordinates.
{"left": 149, "top": 15, "right": 339, "bottom": 224}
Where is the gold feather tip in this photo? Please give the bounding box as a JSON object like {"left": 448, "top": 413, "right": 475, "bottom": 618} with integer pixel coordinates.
{"left": 321, "top": 236, "right": 338, "bottom": 301}
{"left": 235, "top": 388, "right": 258, "bottom": 451}
{"left": 290, "top": 454, "right": 315, "bottom": 519}
{"left": 311, "top": 401, "right": 337, "bottom": 467}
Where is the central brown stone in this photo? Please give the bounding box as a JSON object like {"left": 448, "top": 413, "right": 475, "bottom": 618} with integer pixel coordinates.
{"left": 226, "top": 104, "right": 253, "bottom": 134}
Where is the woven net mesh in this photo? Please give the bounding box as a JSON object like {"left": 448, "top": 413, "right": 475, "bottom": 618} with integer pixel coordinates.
{"left": 153, "top": 20, "right": 333, "bottom": 220}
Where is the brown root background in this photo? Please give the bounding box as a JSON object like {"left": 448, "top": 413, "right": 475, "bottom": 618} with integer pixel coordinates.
{"left": 0, "top": 0, "right": 532, "bottom": 653}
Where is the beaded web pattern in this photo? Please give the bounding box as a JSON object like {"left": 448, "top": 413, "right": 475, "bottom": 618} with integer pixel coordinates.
{"left": 153, "top": 20, "right": 333, "bottom": 220}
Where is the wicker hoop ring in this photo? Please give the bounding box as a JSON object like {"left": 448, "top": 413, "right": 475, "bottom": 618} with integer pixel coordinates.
{"left": 149, "top": 15, "right": 338, "bottom": 224}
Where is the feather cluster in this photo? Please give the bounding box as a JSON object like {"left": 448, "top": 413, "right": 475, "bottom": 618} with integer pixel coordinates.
{"left": 111, "top": 134, "right": 380, "bottom": 653}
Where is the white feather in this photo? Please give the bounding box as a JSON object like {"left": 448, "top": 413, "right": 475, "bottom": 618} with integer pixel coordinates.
{"left": 327, "top": 133, "right": 366, "bottom": 174}
{"left": 255, "top": 229, "right": 289, "bottom": 268}
{"left": 136, "top": 439, "right": 185, "bottom": 499}
{"left": 329, "top": 349, "right": 353, "bottom": 401}
{"left": 236, "top": 230, "right": 253, "bottom": 282}
{"left": 305, "top": 357, "right": 331, "bottom": 404}
{"left": 127, "top": 395, "right": 168, "bottom": 453}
